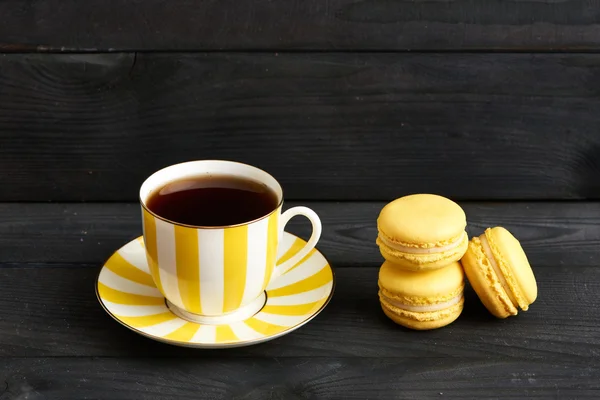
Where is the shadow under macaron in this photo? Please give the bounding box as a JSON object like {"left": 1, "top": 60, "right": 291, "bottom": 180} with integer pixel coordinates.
{"left": 459, "top": 283, "right": 497, "bottom": 323}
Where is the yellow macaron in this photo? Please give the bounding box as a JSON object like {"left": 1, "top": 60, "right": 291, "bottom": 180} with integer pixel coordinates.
{"left": 378, "top": 260, "right": 465, "bottom": 330}
{"left": 461, "top": 227, "right": 537, "bottom": 318}
{"left": 376, "top": 194, "right": 469, "bottom": 270}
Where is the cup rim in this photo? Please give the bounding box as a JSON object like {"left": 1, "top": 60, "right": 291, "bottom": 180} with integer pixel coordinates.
{"left": 139, "top": 159, "right": 284, "bottom": 229}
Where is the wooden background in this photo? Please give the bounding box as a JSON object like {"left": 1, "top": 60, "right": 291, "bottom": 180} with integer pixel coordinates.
{"left": 1, "top": 1, "right": 600, "bottom": 399}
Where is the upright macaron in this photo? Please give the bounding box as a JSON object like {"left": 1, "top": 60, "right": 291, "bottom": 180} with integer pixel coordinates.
{"left": 378, "top": 260, "right": 465, "bottom": 330}
{"left": 376, "top": 194, "right": 468, "bottom": 270}
{"left": 461, "top": 227, "right": 537, "bottom": 318}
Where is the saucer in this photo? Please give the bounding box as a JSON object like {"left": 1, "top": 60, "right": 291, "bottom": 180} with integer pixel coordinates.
{"left": 96, "top": 232, "right": 335, "bottom": 348}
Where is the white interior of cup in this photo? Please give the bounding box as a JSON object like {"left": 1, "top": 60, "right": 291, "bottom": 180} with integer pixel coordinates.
{"left": 139, "top": 160, "right": 283, "bottom": 207}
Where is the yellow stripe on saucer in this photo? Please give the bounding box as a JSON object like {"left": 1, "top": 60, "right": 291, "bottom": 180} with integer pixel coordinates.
{"left": 174, "top": 226, "right": 202, "bottom": 314}
{"left": 164, "top": 322, "right": 200, "bottom": 341}
{"left": 275, "top": 238, "right": 317, "bottom": 274}
{"left": 277, "top": 237, "right": 304, "bottom": 266}
{"left": 142, "top": 211, "right": 165, "bottom": 295}
{"left": 117, "top": 312, "right": 176, "bottom": 328}
{"left": 105, "top": 252, "right": 155, "bottom": 287}
{"left": 263, "top": 211, "right": 279, "bottom": 289}
{"left": 261, "top": 301, "right": 324, "bottom": 316}
{"left": 267, "top": 266, "right": 333, "bottom": 298}
{"left": 216, "top": 325, "right": 238, "bottom": 343}
{"left": 98, "top": 283, "right": 165, "bottom": 306}
{"left": 245, "top": 318, "right": 287, "bottom": 336}
{"left": 286, "top": 248, "right": 317, "bottom": 274}
{"left": 223, "top": 225, "right": 248, "bottom": 313}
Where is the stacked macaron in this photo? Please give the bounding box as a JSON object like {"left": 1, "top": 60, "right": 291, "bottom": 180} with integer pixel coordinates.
{"left": 376, "top": 194, "right": 469, "bottom": 330}
{"left": 376, "top": 194, "right": 537, "bottom": 330}
{"left": 379, "top": 260, "right": 465, "bottom": 330}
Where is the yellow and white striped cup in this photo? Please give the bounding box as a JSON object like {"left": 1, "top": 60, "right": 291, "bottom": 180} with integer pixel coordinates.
{"left": 139, "top": 160, "right": 322, "bottom": 324}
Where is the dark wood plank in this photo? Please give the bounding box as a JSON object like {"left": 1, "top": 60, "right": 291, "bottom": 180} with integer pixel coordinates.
{"left": 1, "top": 1, "right": 600, "bottom": 51}
{"left": 0, "top": 265, "right": 598, "bottom": 359}
{"left": 2, "top": 202, "right": 600, "bottom": 268}
{"left": 3, "top": 53, "right": 600, "bottom": 201}
{"left": 1, "top": 357, "right": 599, "bottom": 399}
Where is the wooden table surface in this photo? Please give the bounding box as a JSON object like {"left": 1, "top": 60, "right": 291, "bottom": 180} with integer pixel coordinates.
{"left": 1, "top": 202, "right": 599, "bottom": 399}
{"left": 2, "top": 1, "right": 600, "bottom": 398}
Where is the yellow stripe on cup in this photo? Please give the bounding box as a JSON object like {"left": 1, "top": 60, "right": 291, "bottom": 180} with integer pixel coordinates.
{"left": 223, "top": 225, "right": 248, "bottom": 313}
{"left": 142, "top": 210, "right": 165, "bottom": 295}
{"left": 263, "top": 211, "right": 279, "bottom": 289}
{"left": 174, "top": 225, "right": 202, "bottom": 314}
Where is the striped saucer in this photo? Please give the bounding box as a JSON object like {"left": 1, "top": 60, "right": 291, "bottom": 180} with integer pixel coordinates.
{"left": 96, "top": 232, "right": 335, "bottom": 348}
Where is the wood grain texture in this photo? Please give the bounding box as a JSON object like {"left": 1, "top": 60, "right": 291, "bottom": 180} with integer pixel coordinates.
{"left": 1, "top": 1, "right": 600, "bottom": 51}
{"left": 2, "top": 53, "right": 600, "bottom": 201}
{"left": 2, "top": 202, "right": 600, "bottom": 268}
{"left": 1, "top": 358, "right": 599, "bottom": 399}
{"left": 0, "top": 265, "right": 598, "bottom": 359}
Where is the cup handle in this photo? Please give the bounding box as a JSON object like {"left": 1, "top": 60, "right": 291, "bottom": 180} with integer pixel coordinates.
{"left": 272, "top": 206, "right": 322, "bottom": 279}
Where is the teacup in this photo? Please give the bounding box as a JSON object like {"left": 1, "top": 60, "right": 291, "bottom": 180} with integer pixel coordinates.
{"left": 139, "top": 160, "right": 322, "bottom": 324}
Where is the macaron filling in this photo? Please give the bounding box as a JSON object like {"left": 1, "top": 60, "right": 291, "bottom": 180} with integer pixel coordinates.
{"left": 378, "top": 232, "right": 466, "bottom": 254}
{"left": 480, "top": 235, "right": 518, "bottom": 308}
{"left": 380, "top": 292, "right": 463, "bottom": 312}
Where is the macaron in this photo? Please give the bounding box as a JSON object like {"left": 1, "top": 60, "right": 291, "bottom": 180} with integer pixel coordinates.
{"left": 378, "top": 260, "right": 465, "bottom": 330}
{"left": 376, "top": 194, "right": 469, "bottom": 270}
{"left": 461, "top": 227, "right": 537, "bottom": 318}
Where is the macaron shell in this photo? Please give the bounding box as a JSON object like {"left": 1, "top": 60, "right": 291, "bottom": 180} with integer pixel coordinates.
{"left": 485, "top": 227, "right": 537, "bottom": 310}
{"left": 380, "top": 296, "right": 464, "bottom": 330}
{"left": 378, "top": 260, "right": 465, "bottom": 330}
{"left": 461, "top": 237, "right": 518, "bottom": 318}
{"left": 379, "top": 260, "right": 464, "bottom": 301}
{"left": 377, "top": 232, "right": 468, "bottom": 271}
{"left": 377, "top": 194, "right": 466, "bottom": 247}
